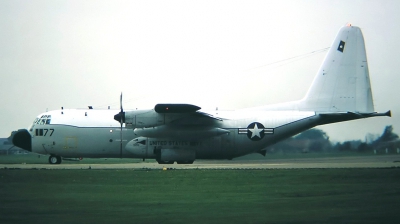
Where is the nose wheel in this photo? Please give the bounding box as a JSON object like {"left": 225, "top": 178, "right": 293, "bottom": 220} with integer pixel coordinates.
{"left": 49, "top": 155, "right": 62, "bottom": 164}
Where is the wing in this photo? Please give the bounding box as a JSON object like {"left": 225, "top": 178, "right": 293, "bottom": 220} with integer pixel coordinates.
{"left": 125, "top": 104, "right": 228, "bottom": 140}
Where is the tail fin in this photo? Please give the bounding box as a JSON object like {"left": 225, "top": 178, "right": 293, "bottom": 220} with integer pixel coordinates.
{"left": 299, "top": 25, "right": 374, "bottom": 113}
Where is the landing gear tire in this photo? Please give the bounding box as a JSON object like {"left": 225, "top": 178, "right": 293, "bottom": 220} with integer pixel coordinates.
{"left": 157, "top": 160, "right": 174, "bottom": 164}
{"left": 177, "top": 160, "right": 194, "bottom": 164}
{"left": 49, "top": 155, "right": 62, "bottom": 164}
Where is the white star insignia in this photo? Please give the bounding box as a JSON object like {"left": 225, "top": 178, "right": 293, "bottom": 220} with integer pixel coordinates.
{"left": 249, "top": 123, "right": 263, "bottom": 138}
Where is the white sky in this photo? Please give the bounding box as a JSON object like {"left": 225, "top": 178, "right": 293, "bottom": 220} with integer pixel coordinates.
{"left": 0, "top": 0, "right": 398, "bottom": 142}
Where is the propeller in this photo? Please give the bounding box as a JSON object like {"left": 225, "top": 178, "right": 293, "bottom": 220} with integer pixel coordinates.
{"left": 120, "top": 92, "right": 123, "bottom": 114}
{"left": 113, "top": 92, "right": 125, "bottom": 158}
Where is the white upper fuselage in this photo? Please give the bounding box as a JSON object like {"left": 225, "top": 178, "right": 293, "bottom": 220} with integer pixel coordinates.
{"left": 31, "top": 108, "right": 315, "bottom": 129}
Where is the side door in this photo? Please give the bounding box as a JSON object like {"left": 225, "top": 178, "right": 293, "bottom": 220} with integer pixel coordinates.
{"left": 221, "top": 129, "right": 236, "bottom": 158}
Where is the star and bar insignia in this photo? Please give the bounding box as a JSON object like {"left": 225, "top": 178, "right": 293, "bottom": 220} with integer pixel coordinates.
{"left": 238, "top": 122, "right": 274, "bottom": 141}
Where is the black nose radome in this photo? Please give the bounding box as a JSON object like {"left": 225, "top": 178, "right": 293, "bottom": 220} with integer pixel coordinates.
{"left": 12, "top": 129, "right": 32, "bottom": 152}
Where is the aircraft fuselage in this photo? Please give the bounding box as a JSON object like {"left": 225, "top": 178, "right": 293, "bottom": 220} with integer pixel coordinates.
{"left": 18, "top": 108, "right": 321, "bottom": 163}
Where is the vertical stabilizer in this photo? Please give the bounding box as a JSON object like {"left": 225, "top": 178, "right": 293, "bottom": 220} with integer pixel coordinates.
{"left": 299, "top": 25, "right": 374, "bottom": 113}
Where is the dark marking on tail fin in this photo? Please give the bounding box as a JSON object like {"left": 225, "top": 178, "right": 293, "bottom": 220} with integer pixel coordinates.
{"left": 337, "top": 40, "right": 345, "bottom": 52}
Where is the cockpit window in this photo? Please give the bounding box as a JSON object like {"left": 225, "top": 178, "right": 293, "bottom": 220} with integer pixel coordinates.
{"left": 35, "top": 115, "right": 51, "bottom": 125}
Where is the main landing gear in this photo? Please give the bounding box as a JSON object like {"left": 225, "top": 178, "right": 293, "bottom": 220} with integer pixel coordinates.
{"left": 49, "top": 155, "right": 62, "bottom": 164}
{"left": 156, "top": 160, "right": 194, "bottom": 164}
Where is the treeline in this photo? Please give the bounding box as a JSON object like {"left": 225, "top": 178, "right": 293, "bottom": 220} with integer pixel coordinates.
{"left": 267, "top": 125, "right": 399, "bottom": 153}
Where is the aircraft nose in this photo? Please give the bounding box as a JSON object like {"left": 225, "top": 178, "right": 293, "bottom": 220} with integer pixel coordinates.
{"left": 12, "top": 129, "right": 32, "bottom": 152}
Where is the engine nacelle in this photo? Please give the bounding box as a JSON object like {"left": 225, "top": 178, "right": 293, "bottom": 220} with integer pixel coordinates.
{"left": 124, "top": 110, "right": 164, "bottom": 129}
{"left": 123, "top": 104, "right": 202, "bottom": 129}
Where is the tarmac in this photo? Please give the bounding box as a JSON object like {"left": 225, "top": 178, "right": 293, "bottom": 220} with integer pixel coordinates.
{"left": 2, "top": 154, "right": 400, "bottom": 170}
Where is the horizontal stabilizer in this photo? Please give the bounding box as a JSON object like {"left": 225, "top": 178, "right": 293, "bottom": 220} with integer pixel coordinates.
{"left": 318, "top": 110, "right": 391, "bottom": 125}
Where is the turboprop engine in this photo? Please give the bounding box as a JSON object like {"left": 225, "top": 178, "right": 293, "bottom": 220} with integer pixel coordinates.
{"left": 115, "top": 104, "right": 204, "bottom": 129}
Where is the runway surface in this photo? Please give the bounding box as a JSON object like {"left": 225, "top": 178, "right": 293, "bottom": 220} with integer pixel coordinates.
{"left": 2, "top": 155, "right": 400, "bottom": 170}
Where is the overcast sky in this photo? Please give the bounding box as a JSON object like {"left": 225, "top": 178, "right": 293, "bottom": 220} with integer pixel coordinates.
{"left": 0, "top": 0, "right": 399, "bottom": 142}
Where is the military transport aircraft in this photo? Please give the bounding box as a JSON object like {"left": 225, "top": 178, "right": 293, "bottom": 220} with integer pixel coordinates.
{"left": 12, "top": 25, "right": 391, "bottom": 164}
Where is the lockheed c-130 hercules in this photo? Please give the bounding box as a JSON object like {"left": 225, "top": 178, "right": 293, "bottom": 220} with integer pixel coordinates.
{"left": 12, "top": 25, "right": 391, "bottom": 164}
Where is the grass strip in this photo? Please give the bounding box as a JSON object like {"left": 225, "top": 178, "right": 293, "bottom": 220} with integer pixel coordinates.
{"left": 1, "top": 168, "right": 400, "bottom": 223}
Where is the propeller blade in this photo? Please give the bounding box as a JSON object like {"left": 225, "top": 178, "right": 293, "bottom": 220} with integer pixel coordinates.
{"left": 120, "top": 122, "right": 122, "bottom": 158}
{"left": 120, "top": 92, "right": 123, "bottom": 158}
{"left": 120, "top": 92, "right": 123, "bottom": 112}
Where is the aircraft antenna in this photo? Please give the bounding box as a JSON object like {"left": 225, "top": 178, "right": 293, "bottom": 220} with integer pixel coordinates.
{"left": 245, "top": 47, "right": 330, "bottom": 71}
